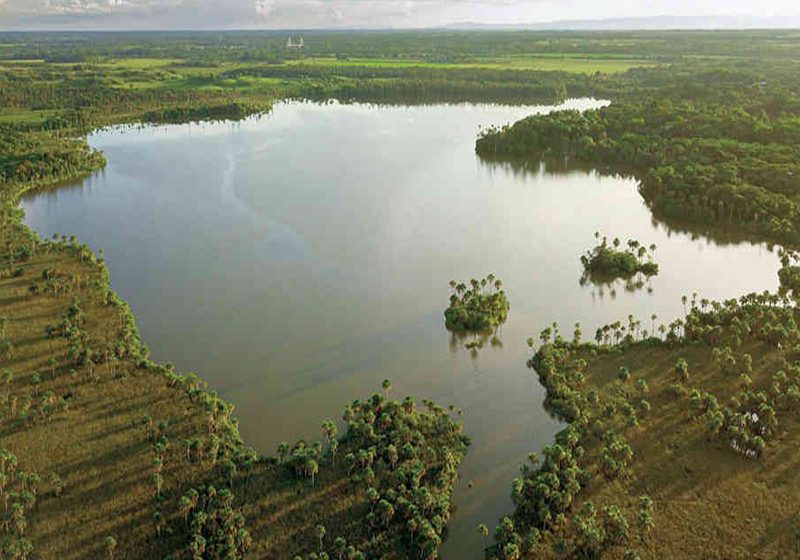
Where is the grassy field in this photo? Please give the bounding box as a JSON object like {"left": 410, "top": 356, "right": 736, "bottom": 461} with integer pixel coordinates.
{"left": 506, "top": 298, "right": 800, "bottom": 560}
{"left": 0, "top": 225, "right": 463, "bottom": 559}
{"left": 286, "top": 55, "right": 652, "bottom": 73}
{"left": 0, "top": 109, "right": 57, "bottom": 124}
{"left": 539, "top": 343, "right": 800, "bottom": 558}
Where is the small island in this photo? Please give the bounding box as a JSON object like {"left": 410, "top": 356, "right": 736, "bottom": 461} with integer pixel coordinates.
{"left": 580, "top": 233, "right": 659, "bottom": 282}
{"left": 444, "top": 275, "right": 509, "bottom": 332}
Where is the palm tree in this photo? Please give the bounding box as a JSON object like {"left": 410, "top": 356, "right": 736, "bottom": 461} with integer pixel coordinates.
{"left": 321, "top": 420, "right": 338, "bottom": 442}
{"left": 47, "top": 358, "right": 57, "bottom": 380}
{"left": 330, "top": 439, "right": 339, "bottom": 466}
{"left": 104, "top": 536, "right": 117, "bottom": 560}
{"left": 307, "top": 459, "right": 319, "bottom": 486}
{"left": 277, "top": 442, "right": 289, "bottom": 464}
{"left": 30, "top": 373, "right": 41, "bottom": 397}
{"left": 381, "top": 379, "right": 392, "bottom": 396}
{"left": 315, "top": 523, "right": 326, "bottom": 552}
{"left": 333, "top": 537, "right": 347, "bottom": 559}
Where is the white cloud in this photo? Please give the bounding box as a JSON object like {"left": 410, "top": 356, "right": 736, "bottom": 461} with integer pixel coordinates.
{"left": 1, "top": 0, "right": 799, "bottom": 29}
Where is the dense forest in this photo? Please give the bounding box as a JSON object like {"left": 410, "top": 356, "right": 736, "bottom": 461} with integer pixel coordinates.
{"left": 476, "top": 60, "right": 800, "bottom": 246}
{"left": 3, "top": 29, "right": 800, "bottom": 559}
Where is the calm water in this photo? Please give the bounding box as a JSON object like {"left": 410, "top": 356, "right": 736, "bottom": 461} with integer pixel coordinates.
{"left": 21, "top": 101, "right": 779, "bottom": 558}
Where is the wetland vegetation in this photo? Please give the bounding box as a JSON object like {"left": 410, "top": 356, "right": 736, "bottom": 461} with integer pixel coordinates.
{"left": 580, "top": 234, "right": 659, "bottom": 283}
{"left": 1, "top": 28, "right": 800, "bottom": 560}
{"left": 444, "top": 276, "right": 509, "bottom": 334}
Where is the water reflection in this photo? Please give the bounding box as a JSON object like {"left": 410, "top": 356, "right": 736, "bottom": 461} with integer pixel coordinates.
{"left": 448, "top": 328, "right": 504, "bottom": 358}
{"left": 580, "top": 270, "right": 655, "bottom": 299}
{"left": 477, "top": 154, "right": 777, "bottom": 251}
{"left": 20, "top": 101, "right": 779, "bottom": 560}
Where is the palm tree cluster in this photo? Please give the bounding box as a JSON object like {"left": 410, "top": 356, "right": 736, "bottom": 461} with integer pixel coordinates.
{"left": 2, "top": 223, "right": 266, "bottom": 559}
{"left": 0, "top": 449, "right": 39, "bottom": 560}
{"left": 494, "top": 305, "right": 712, "bottom": 557}
{"left": 704, "top": 387, "right": 774, "bottom": 459}
{"left": 291, "top": 388, "right": 468, "bottom": 559}
{"left": 568, "top": 501, "right": 632, "bottom": 559}
{"left": 444, "top": 275, "right": 508, "bottom": 333}
{"left": 494, "top": 283, "right": 800, "bottom": 556}
{"left": 580, "top": 234, "right": 659, "bottom": 284}
{"left": 183, "top": 485, "right": 252, "bottom": 560}
{"left": 682, "top": 292, "right": 799, "bottom": 462}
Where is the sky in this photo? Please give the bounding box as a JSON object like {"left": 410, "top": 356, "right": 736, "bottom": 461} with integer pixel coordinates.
{"left": 1, "top": 0, "right": 799, "bottom": 30}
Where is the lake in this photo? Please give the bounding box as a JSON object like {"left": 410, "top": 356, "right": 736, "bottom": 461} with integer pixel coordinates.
{"left": 21, "top": 100, "right": 779, "bottom": 558}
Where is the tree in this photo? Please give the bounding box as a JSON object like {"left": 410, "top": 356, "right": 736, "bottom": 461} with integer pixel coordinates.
{"left": 333, "top": 537, "right": 347, "bottom": 560}
{"left": 502, "top": 542, "right": 520, "bottom": 560}
{"left": 277, "top": 441, "right": 289, "bottom": 464}
{"left": 46, "top": 358, "right": 57, "bottom": 380}
{"left": 315, "top": 523, "right": 326, "bottom": 552}
{"left": 0, "top": 340, "right": 14, "bottom": 362}
{"left": 104, "top": 536, "right": 117, "bottom": 560}
{"left": 307, "top": 459, "right": 319, "bottom": 486}
{"left": 637, "top": 495, "right": 654, "bottom": 538}
{"left": 329, "top": 438, "right": 339, "bottom": 466}
{"left": 376, "top": 499, "right": 395, "bottom": 528}
{"left": 49, "top": 473, "right": 64, "bottom": 497}
{"left": 321, "top": 419, "right": 338, "bottom": 457}
{"left": 603, "top": 504, "right": 629, "bottom": 544}
{"left": 30, "top": 373, "right": 41, "bottom": 397}
{"left": 381, "top": 378, "right": 392, "bottom": 396}
{"left": 675, "top": 358, "right": 689, "bottom": 382}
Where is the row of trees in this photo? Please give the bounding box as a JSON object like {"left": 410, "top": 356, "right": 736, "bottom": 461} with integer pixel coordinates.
{"left": 488, "top": 324, "right": 656, "bottom": 558}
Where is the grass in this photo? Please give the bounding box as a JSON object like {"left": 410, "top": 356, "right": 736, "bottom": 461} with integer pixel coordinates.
{"left": 527, "top": 337, "right": 800, "bottom": 558}
{"left": 94, "top": 58, "right": 181, "bottom": 69}
{"left": 0, "top": 109, "right": 57, "bottom": 124}
{"left": 0, "top": 243, "right": 208, "bottom": 558}
{"left": 0, "top": 232, "right": 452, "bottom": 559}
{"left": 288, "top": 55, "right": 652, "bottom": 74}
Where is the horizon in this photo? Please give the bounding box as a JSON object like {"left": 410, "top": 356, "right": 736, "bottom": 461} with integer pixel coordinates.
{"left": 3, "top": 17, "right": 800, "bottom": 33}
{"left": 1, "top": 1, "right": 800, "bottom": 31}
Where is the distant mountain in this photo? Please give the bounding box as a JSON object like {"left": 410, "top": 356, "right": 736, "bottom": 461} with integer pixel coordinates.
{"left": 443, "top": 15, "right": 800, "bottom": 31}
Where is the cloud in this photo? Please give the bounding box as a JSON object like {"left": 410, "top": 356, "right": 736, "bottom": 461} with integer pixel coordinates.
{"left": 1, "top": 0, "right": 799, "bottom": 29}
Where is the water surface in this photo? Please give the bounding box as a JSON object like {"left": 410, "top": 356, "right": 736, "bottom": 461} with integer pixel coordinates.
{"left": 21, "top": 100, "right": 779, "bottom": 558}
